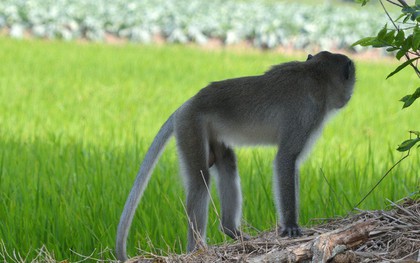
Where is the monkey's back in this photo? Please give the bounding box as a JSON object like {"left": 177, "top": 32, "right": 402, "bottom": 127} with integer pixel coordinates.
{"left": 177, "top": 64, "right": 327, "bottom": 146}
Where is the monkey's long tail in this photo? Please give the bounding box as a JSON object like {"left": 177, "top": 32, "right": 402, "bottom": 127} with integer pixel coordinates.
{"left": 116, "top": 114, "right": 175, "bottom": 262}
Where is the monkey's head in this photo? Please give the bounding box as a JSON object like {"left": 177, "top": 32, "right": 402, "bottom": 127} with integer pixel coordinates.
{"left": 307, "top": 51, "right": 356, "bottom": 109}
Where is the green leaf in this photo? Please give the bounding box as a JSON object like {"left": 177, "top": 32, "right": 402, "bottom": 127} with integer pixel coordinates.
{"left": 396, "top": 35, "right": 413, "bottom": 60}
{"left": 410, "top": 130, "right": 420, "bottom": 137}
{"left": 402, "top": 6, "right": 413, "bottom": 15}
{"left": 400, "top": 94, "right": 411, "bottom": 102}
{"left": 397, "top": 137, "right": 420, "bottom": 152}
{"left": 412, "top": 11, "right": 420, "bottom": 21}
{"left": 400, "top": 87, "right": 420, "bottom": 108}
{"left": 396, "top": 49, "right": 406, "bottom": 60}
{"left": 395, "top": 30, "right": 405, "bottom": 46}
{"left": 386, "top": 47, "right": 399, "bottom": 52}
{"left": 356, "top": 0, "right": 369, "bottom": 6}
{"left": 377, "top": 24, "right": 387, "bottom": 40}
{"left": 403, "top": 5, "right": 420, "bottom": 21}
{"left": 387, "top": 57, "right": 419, "bottom": 79}
{"left": 353, "top": 25, "right": 395, "bottom": 48}
{"left": 384, "top": 30, "right": 396, "bottom": 44}
{"left": 372, "top": 41, "right": 390, "bottom": 48}
{"left": 395, "top": 13, "right": 407, "bottom": 22}
{"left": 352, "top": 36, "right": 376, "bottom": 47}
{"left": 413, "top": 25, "right": 420, "bottom": 50}
{"left": 403, "top": 34, "right": 413, "bottom": 50}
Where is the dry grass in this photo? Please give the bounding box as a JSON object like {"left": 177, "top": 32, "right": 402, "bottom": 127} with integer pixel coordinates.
{"left": 128, "top": 197, "right": 420, "bottom": 263}
{"left": 1, "top": 197, "right": 418, "bottom": 262}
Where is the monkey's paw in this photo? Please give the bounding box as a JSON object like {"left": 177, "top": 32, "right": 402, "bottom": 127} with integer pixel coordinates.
{"left": 280, "top": 225, "right": 302, "bottom": 237}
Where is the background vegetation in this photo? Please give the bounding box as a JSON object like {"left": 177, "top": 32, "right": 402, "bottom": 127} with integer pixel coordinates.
{"left": 0, "top": 0, "right": 388, "bottom": 49}
{"left": 0, "top": 37, "right": 418, "bottom": 261}
{"left": 354, "top": 0, "right": 420, "bottom": 153}
{"left": 0, "top": 0, "right": 419, "bottom": 261}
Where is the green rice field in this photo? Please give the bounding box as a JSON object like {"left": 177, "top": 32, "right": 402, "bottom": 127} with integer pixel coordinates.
{"left": 0, "top": 37, "right": 418, "bottom": 261}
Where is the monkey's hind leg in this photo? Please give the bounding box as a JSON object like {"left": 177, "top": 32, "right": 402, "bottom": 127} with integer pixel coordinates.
{"left": 213, "top": 143, "right": 249, "bottom": 241}
{"left": 175, "top": 125, "right": 212, "bottom": 252}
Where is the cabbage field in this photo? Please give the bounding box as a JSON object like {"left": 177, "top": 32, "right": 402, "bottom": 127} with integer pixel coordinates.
{"left": 0, "top": 0, "right": 390, "bottom": 50}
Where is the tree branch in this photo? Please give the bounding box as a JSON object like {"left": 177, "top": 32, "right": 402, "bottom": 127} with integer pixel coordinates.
{"left": 248, "top": 220, "right": 377, "bottom": 263}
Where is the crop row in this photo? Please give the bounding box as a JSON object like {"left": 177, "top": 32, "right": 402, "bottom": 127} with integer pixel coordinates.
{"left": 0, "top": 0, "right": 388, "bottom": 50}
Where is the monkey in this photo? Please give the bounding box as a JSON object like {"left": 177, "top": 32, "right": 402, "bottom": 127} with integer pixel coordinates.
{"left": 116, "top": 51, "right": 356, "bottom": 261}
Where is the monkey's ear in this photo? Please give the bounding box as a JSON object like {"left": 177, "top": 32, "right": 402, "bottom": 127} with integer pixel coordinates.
{"left": 306, "top": 54, "right": 313, "bottom": 61}
{"left": 344, "top": 60, "right": 353, "bottom": 79}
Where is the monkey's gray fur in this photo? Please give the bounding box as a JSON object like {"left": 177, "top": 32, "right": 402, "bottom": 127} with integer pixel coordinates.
{"left": 116, "top": 51, "right": 356, "bottom": 261}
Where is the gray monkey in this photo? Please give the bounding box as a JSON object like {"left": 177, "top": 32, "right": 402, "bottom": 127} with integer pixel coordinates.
{"left": 116, "top": 51, "right": 356, "bottom": 261}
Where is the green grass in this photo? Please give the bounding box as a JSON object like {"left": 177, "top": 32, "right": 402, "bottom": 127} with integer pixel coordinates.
{"left": 0, "top": 37, "right": 418, "bottom": 261}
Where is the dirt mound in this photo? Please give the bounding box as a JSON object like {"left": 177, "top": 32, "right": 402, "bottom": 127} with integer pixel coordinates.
{"left": 128, "top": 198, "right": 420, "bottom": 262}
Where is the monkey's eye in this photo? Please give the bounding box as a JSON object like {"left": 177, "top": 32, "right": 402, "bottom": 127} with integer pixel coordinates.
{"left": 306, "top": 54, "right": 313, "bottom": 61}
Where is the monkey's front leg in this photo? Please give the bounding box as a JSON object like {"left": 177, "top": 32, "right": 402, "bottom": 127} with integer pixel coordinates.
{"left": 274, "top": 151, "right": 302, "bottom": 237}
